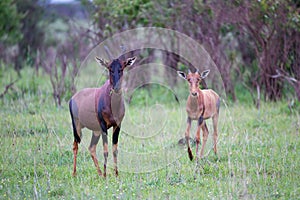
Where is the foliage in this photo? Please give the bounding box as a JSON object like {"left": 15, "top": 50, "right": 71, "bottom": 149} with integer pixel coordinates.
{"left": 231, "top": 0, "right": 300, "bottom": 101}
{"left": 1, "top": 0, "right": 300, "bottom": 104}
{"left": 0, "top": 0, "right": 22, "bottom": 44}
{"left": 84, "top": 0, "right": 300, "bottom": 103}
{"left": 88, "top": 0, "right": 161, "bottom": 38}
{"left": 14, "top": 0, "right": 47, "bottom": 72}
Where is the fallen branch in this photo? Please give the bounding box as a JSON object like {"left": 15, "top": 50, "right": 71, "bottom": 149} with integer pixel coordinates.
{"left": 0, "top": 79, "right": 18, "bottom": 99}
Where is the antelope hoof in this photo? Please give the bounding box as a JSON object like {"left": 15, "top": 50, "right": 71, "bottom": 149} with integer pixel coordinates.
{"left": 188, "top": 148, "right": 194, "bottom": 161}
{"left": 214, "top": 148, "right": 218, "bottom": 155}
{"left": 115, "top": 169, "right": 119, "bottom": 177}
{"left": 72, "top": 172, "right": 77, "bottom": 177}
{"left": 97, "top": 170, "right": 103, "bottom": 177}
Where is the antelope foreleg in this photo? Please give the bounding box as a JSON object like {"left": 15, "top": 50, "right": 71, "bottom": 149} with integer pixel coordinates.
{"left": 200, "top": 123, "right": 209, "bottom": 158}
{"left": 185, "top": 117, "right": 193, "bottom": 161}
{"left": 98, "top": 115, "right": 108, "bottom": 177}
{"left": 113, "top": 126, "right": 120, "bottom": 176}
{"left": 102, "top": 132, "right": 108, "bottom": 177}
{"left": 212, "top": 114, "right": 219, "bottom": 155}
{"left": 195, "top": 124, "right": 201, "bottom": 161}
{"left": 196, "top": 115, "right": 204, "bottom": 161}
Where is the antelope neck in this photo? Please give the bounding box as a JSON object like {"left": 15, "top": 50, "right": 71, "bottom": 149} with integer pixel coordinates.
{"left": 109, "top": 88, "right": 122, "bottom": 96}
{"left": 189, "top": 94, "right": 199, "bottom": 108}
{"left": 188, "top": 88, "right": 204, "bottom": 112}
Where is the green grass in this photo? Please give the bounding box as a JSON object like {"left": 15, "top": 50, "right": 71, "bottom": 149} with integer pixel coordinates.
{"left": 0, "top": 67, "right": 299, "bottom": 199}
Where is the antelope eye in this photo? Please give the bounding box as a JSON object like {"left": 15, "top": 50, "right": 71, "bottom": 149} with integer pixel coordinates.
{"left": 187, "top": 78, "right": 191, "bottom": 82}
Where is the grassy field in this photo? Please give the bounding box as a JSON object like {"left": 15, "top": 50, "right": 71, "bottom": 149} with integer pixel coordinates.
{"left": 0, "top": 67, "right": 299, "bottom": 199}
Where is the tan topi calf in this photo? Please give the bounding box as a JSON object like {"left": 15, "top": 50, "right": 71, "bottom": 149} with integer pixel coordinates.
{"left": 69, "top": 56, "right": 136, "bottom": 177}
{"left": 177, "top": 69, "right": 220, "bottom": 161}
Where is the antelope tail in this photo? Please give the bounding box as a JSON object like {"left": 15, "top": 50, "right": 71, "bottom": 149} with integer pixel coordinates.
{"left": 69, "top": 99, "right": 81, "bottom": 143}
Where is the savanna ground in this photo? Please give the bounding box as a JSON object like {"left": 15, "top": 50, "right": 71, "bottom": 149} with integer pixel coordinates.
{"left": 0, "top": 66, "right": 299, "bottom": 199}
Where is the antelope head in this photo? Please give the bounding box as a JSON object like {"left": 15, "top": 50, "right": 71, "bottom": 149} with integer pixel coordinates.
{"left": 95, "top": 56, "right": 136, "bottom": 93}
{"left": 177, "top": 69, "right": 210, "bottom": 97}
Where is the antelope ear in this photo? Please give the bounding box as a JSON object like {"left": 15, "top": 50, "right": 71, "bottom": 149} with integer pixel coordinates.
{"left": 95, "top": 57, "right": 109, "bottom": 68}
{"left": 177, "top": 71, "right": 187, "bottom": 80}
{"left": 200, "top": 69, "right": 210, "bottom": 79}
{"left": 124, "top": 57, "right": 137, "bottom": 68}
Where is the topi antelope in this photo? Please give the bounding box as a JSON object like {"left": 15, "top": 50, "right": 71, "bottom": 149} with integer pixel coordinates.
{"left": 69, "top": 55, "right": 136, "bottom": 177}
{"left": 177, "top": 69, "right": 220, "bottom": 161}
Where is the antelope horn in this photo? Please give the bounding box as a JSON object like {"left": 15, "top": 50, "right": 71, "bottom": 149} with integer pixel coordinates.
{"left": 119, "top": 45, "right": 126, "bottom": 60}
{"left": 104, "top": 45, "right": 113, "bottom": 60}
{"left": 188, "top": 69, "right": 192, "bottom": 74}
{"left": 120, "top": 45, "right": 126, "bottom": 53}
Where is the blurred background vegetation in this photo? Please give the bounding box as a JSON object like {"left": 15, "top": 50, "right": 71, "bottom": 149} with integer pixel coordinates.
{"left": 0, "top": 0, "right": 299, "bottom": 107}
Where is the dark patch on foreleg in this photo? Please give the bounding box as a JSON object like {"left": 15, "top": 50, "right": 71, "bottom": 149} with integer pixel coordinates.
{"left": 113, "top": 126, "right": 120, "bottom": 144}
